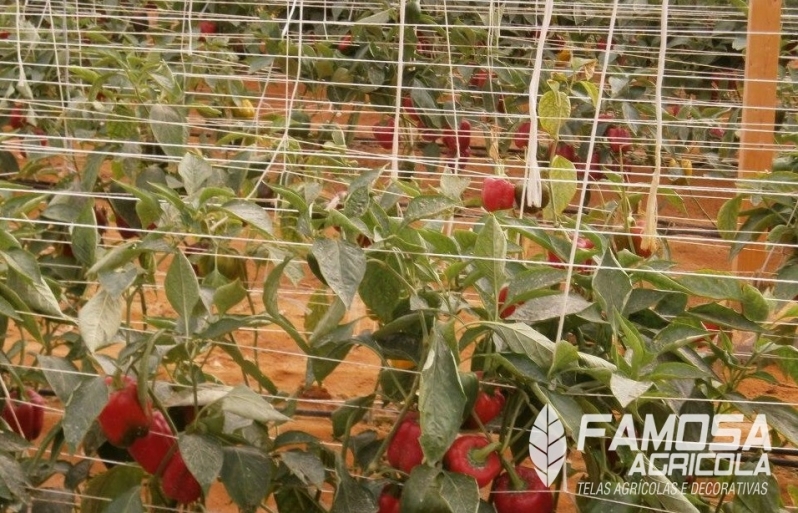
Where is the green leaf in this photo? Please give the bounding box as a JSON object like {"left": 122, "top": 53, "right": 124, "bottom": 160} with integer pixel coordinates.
{"left": 624, "top": 288, "right": 670, "bottom": 316}
{"left": 214, "top": 338, "right": 278, "bottom": 394}
{"left": 511, "top": 267, "right": 567, "bottom": 292}
{"left": 358, "top": 254, "right": 404, "bottom": 323}
{"left": 260, "top": 258, "right": 310, "bottom": 353}
{"left": 304, "top": 288, "right": 332, "bottom": 335}
{"left": 43, "top": 187, "right": 85, "bottom": 223}
{"left": 549, "top": 339, "right": 579, "bottom": 377}
{"left": 537, "top": 386, "right": 587, "bottom": 440}
{"left": 440, "top": 171, "right": 470, "bottom": 200}
{"left": 0, "top": 283, "right": 42, "bottom": 343}
{"left": 687, "top": 303, "right": 762, "bottom": 333}
{"left": 221, "top": 199, "right": 274, "bottom": 236}
{"left": 178, "top": 152, "right": 213, "bottom": 196}
{"left": 735, "top": 395, "right": 798, "bottom": 447}
{"left": 274, "top": 486, "right": 327, "bottom": 513}
{"left": 411, "top": 83, "right": 442, "bottom": 128}
{"left": 401, "top": 466, "right": 480, "bottom": 513}
{"left": 637, "top": 463, "right": 699, "bottom": 513}
{"left": 263, "top": 258, "right": 290, "bottom": 317}
{"left": 652, "top": 322, "right": 709, "bottom": 352}
{"left": 149, "top": 104, "right": 188, "bottom": 158}
{"left": 648, "top": 362, "right": 712, "bottom": 381}
{"left": 3, "top": 248, "right": 66, "bottom": 319}
{"left": 198, "top": 186, "right": 235, "bottom": 205}
{"left": 677, "top": 272, "right": 741, "bottom": 300}
{"left": 98, "top": 267, "right": 138, "bottom": 298}
{"left": 332, "top": 395, "right": 375, "bottom": 440}
{"left": 615, "top": 312, "right": 654, "bottom": 377}
{"left": 0, "top": 229, "right": 21, "bottom": 251}
{"left": 330, "top": 456, "right": 377, "bottom": 513}
{"left": 0, "top": 151, "right": 19, "bottom": 176}
{"left": 473, "top": 215, "right": 506, "bottom": 296}
{"left": 268, "top": 183, "right": 309, "bottom": 213}
{"left": 773, "top": 265, "right": 798, "bottom": 300}
{"left": 78, "top": 289, "right": 122, "bottom": 352}
{"left": 592, "top": 250, "right": 632, "bottom": 328}
{"left": 717, "top": 196, "right": 742, "bottom": 240}
{"left": 419, "top": 322, "right": 467, "bottom": 466}
{"left": 538, "top": 90, "right": 570, "bottom": 137}
{"left": 139, "top": 180, "right": 181, "bottom": 213}
{"left": 213, "top": 279, "right": 247, "bottom": 314}
{"left": 486, "top": 322, "right": 555, "bottom": 369}
{"left": 419, "top": 228, "right": 460, "bottom": 255}
{"left": 308, "top": 297, "right": 348, "bottom": 347}
{"left": 72, "top": 202, "right": 98, "bottom": 267}
{"left": 311, "top": 238, "right": 366, "bottom": 308}
{"left": 104, "top": 486, "right": 143, "bottom": 513}
{"left": 69, "top": 66, "right": 100, "bottom": 83}
{"left": 0, "top": 454, "right": 30, "bottom": 503}
{"left": 165, "top": 251, "right": 201, "bottom": 331}
{"left": 545, "top": 155, "right": 577, "bottom": 217}
{"left": 740, "top": 283, "right": 769, "bottom": 322}
{"left": 510, "top": 292, "right": 592, "bottom": 322}
{"left": 492, "top": 353, "right": 548, "bottom": 383}
{"left": 610, "top": 374, "right": 652, "bottom": 408}
{"left": 0, "top": 295, "right": 18, "bottom": 321}
{"left": 219, "top": 385, "right": 289, "bottom": 424}
{"left": 81, "top": 466, "right": 145, "bottom": 513}
{"left": 221, "top": 446, "right": 272, "bottom": 512}
{"left": 358, "top": 8, "right": 393, "bottom": 25}
{"left": 730, "top": 468, "right": 781, "bottom": 513}
{"left": 311, "top": 324, "right": 356, "bottom": 383}
{"left": 37, "top": 356, "right": 82, "bottom": 404}
{"left": 402, "top": 195, "right": 460, "bottom": 226}
{"left": 80, "top": 150, "right": 106, "bottom": 192}
{"left": 281, "top": 450, "right": 326, "bottom": 488}
{"left": 576, "top": 80, "right": 600, "bottom": 107}
{"left": 769, "top": 345, "right": 798, "bottom": 385}
{"left": 88, "top": 241, "right": 144, "bottom": 275}
{"left": 788, "top": 484, "right": 798, "bottom": 508}
{"left": 178, "top": 433, "right": 224, "bottom": 490}
{"left": 6, "top": 270, "right": 65, "bottom": 320}
{"left": 112, "top": 181, "right": 162, "bottom": 231}
{"left": 63, "top": 376, "right": 108, "bottom": 453}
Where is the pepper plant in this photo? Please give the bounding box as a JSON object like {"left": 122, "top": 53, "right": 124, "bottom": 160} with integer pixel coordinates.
{"left": 0, "top": 1, "right": 797, "bottom": 512}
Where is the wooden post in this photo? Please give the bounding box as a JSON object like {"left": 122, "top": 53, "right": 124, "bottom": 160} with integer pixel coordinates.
{"left": 734, "top": 0, "right": 782, "bottom": 277}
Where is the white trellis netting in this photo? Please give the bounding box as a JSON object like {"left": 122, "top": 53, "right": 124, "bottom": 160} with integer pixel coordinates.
{"left": 0, "top": 0, "right": 797, "bottom": 511}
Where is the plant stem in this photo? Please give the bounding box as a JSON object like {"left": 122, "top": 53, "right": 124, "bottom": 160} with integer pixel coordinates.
{"left": 501, "top": 457, "right": 526, "bottom": 491}
{"left": 470, "top": 440, "right": 501, "bottom": 463}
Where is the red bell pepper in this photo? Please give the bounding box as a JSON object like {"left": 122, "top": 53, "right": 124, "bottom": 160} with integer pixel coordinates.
{"left": 386, "top": 414, "right": 423, "bottom": 473}
{"left": 128, "top": 410, "right": 175, "bottom": 474}
{"left": 98, "top": 376, "right": 152, "bottom": 447}
{"left": 161, "top": 451, "right": 203, "bottom": 504}
{"left": 443, "top": 435, "right": 502, "bottom": 488}
{"left": 377, "top": 485, "right": 401, "bottom": 513}
{"left": 2, "top": 387, "right": 45, "bottom": 441}
{"left": 491, "top": 465, "right": 553, "bottom": 513}
{"left": 464, "top": 388, "right": 505, "bottom": 429}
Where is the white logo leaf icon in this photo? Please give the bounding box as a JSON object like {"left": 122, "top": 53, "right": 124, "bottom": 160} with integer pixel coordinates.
{"left": 528, "top": 404, "right": 567, "bottom": 487}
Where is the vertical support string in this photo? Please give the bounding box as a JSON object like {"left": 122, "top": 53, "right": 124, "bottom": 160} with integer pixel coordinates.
{"left": 641, "top": 0, "right": 670, "bottom": 255}
{"left": 554, "top": 1, "right": 621, "bottom": 343}
{"left": 519, "top": 0, "right": 554, "bottom": 210}
{"left": 391, "top": 0, "right": 409, "bottom": 181}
